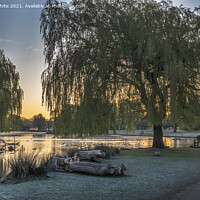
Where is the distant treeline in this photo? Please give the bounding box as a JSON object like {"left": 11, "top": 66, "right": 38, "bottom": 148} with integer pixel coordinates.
{"left": 11, "top": 114, "right": 53, "bottom": 132}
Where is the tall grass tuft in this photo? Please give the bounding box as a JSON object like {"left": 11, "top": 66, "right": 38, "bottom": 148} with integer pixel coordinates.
{"left": 8, "top": 152, "right": 47, "bottom": 180}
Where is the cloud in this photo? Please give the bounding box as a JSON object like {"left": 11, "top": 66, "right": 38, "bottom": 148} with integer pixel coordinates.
{"left": 0, "top": 38, "right": 42, "bottom": 52}
{"left": 0, "top": 39, "right": 21, "bottom": 45}
{"left": 25, "top": 46, "right": 42, "bottom": 52}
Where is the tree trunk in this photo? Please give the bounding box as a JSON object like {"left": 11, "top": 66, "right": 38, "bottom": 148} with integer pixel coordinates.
{"left": 173, "top": 123, "right": 177, "bottom": 133}
{"left": 47, "top": 157, "right": 59, "bottom": 170}
{"left": 74, "top": 150, "right": 106, "bottom": 163}
{"left": 47, "top": 157, "right": 126, "bottom": 176}
{"left": 153, "top": 124, "right": 165, "bottom": 148}
{"left": 68, "top": 161, "right": 126, "bottom": 176}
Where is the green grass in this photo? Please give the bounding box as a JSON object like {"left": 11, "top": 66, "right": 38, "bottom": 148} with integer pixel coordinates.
{"left": 120, "top": 148, "right": 200, "bottom": 158}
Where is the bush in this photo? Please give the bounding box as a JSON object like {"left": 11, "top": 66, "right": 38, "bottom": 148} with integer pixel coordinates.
{"left": 8, "top": 152, "right": 47, "bottom": 180}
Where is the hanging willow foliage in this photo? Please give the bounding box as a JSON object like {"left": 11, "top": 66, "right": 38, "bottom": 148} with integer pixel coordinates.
{"left": 41, "top": 0, "right": 200, "bottom": 137}
{"left": 0, "top": 50, "right": 23, "bottom": 131}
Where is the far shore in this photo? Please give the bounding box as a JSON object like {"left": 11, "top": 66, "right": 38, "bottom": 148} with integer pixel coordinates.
{"left": 0, "top": 130, "right": 200, "bottom": 139}
{"left": 0, "top": 131, "right": 47, "bottom": 137}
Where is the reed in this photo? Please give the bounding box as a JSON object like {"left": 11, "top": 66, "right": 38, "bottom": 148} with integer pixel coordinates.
{"left": 8, "top": 152, "right": 47, "bottom": 179}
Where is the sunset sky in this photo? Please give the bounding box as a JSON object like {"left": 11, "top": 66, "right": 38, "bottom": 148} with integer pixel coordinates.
{"left": 0, "top": 0, "right": 199, "bottom": 119}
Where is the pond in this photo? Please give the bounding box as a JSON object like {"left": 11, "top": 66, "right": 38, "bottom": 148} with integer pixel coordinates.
{"left": 0, "top": 132, "right": 195, "bottom": 178}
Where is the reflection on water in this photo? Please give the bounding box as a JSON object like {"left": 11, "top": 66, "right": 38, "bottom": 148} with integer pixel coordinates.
{"left": 0, "top": 155, "right": 9, "bottom": 179}
{"left": 0, "top": 133, "right": 195, "bottom": 178}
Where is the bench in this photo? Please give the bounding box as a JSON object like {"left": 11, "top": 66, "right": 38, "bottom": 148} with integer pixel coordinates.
{"left": 194, "top": 135, "right": 200, "bottom": 148}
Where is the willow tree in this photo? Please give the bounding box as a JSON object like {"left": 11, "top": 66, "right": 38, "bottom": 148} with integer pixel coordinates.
{"left": 33, "top": 114, "right": 47, "bottom": 130}
{"left": 41, "top": 0, "right": 200, "bottom": 147}
{"left": 0, "top": 50, "right": 23, "bottom": 131}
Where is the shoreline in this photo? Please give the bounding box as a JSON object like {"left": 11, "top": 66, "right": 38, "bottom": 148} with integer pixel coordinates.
{"left": 0, "top": 131, "right": 47, "bottom": 137}
{"left": 0, "top": 130, "right": 199, "bottom": 139}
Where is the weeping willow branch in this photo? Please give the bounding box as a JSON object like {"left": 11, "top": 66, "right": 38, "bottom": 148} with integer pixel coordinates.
{"left": 0, "top": 50, "right": 23, "bottom": 131}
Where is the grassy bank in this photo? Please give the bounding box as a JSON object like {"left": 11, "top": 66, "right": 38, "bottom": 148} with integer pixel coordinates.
{"left": 0, "top": 148, "right": 200, "bottom": 200}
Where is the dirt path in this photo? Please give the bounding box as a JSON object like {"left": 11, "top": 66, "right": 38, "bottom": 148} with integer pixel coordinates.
{"left": 171, "top": 181, "right": 200, "bottom": 200}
